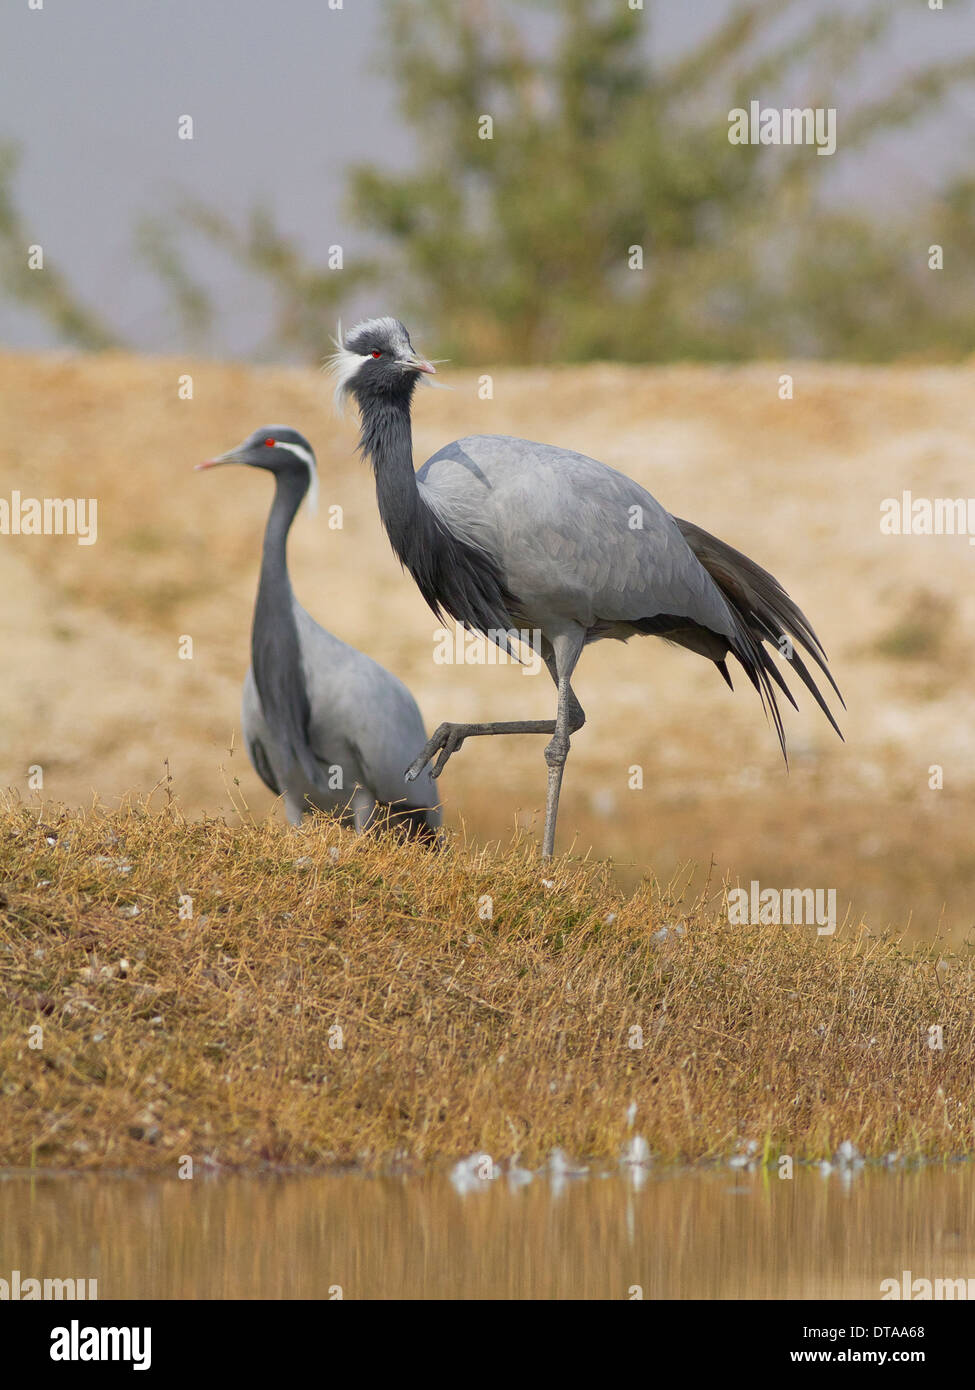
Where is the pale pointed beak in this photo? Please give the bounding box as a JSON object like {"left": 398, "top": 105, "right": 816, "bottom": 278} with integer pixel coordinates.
{"left": 195, "top": 449, "right": 242, "bottom": 471}
{"left": 401, "top": 354, "right": 436, "bottom": 375}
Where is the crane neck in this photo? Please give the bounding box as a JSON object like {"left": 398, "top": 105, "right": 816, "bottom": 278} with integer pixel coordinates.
{"left": 356, "top": 393, "right": 423, "bottom": 557}
{"left": 354, "top": 390, "right": 521, "bottom": 640}
{"left": 250, "top": 466, "right": 316, "bottom": 784}
{"left": 257, "top": 469, "right": 306, "bottom": 606}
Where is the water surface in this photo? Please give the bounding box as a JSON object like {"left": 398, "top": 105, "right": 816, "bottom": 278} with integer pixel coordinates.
{"left": 1, "top": 1166, "right": 972, "bottom": 1299}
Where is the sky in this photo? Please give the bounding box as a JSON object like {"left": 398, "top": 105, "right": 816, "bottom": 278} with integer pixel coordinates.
{"left": 1, "top": 0, "right": 973, "bottom": 357}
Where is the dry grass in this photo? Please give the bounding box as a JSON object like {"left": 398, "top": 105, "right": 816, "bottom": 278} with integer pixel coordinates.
{"left": 2, "top": 800, "right": 973, "bottom": 1173}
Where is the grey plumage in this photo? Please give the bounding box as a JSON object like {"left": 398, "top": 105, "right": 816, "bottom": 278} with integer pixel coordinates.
{"left": 330, "top": 319, "right": 843, "bottom": 858}
{"left": 197, "top": 425, "right": 441, "bottom": 838}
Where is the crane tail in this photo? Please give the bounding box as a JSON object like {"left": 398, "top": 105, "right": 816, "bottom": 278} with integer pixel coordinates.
{"left": 674, "top": 516, "right": 844, "bottom": 756}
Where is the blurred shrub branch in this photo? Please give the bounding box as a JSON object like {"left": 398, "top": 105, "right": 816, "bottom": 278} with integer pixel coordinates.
{"left": 0, "top": 143, "right": 122, "bottom": 351}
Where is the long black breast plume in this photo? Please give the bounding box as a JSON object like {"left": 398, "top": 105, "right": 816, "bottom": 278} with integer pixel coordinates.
{"left": 359, "top": 399, "right": 523, "bottom": 646}
{"left": 401, "top": 499, "right": 523, "bottom": 643}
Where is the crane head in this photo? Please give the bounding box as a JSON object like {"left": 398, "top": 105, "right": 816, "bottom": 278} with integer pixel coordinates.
{"left": 326, "top": 316, "right": 435, "bottom": 413}
{"left": 196, "top": 426, "right": 319, "bottom": 513}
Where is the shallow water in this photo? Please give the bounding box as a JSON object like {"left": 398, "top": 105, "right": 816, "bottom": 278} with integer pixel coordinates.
{"left": 1, "top": 1165, "right": 973, "bottom": 1300}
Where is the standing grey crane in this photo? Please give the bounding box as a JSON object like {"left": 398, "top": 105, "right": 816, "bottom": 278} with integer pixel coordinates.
{"left": 329, "top": 318, "right": 843, "bottom": 859}
{"left": 196, "top": 425, "right": 441, "bottom": 839}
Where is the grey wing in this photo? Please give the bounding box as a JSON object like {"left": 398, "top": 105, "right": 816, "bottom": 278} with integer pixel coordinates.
{"left": 241, "top": 667, "right": 282, "bottom": 795}
{"left": 296, "top": 611, "right": 441, "bottom": 824}
{"left": 417, "top": 437, "right": 842, "bottom": 755}
{"left": 349, "top": 673, "right": 442, "bottom": 824}
{"left": 417, "top": 435, "right": 737, "bottom": 640}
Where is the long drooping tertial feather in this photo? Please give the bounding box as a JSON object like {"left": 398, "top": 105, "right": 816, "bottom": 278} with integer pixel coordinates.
{"left": 356, "top": 397, "right": 524, "bottom": 651}
{"left": 673, "top": 516, "right": 845, "bottom": 751}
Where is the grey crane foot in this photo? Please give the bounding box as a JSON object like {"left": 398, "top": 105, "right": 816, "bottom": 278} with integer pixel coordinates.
{"left": 405, "top": 722, "right": 472, "bottom": 782}
{"left": 404, "top": 717, "right": 559, "bottom": 783}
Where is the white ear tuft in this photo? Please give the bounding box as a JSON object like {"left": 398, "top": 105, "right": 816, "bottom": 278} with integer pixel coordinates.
{"left": 324, "top": 318, "right": 370, "bottom": 418}
{"left": 305, "top": 463, "right": 319, "bottom": 516}
{"left": 274, "top": 439, "right": 319, "bottom": 514}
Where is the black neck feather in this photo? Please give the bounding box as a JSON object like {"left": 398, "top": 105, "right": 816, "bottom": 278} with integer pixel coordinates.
{"left": 355, "top": 392, "right": 521, "bottom": 638}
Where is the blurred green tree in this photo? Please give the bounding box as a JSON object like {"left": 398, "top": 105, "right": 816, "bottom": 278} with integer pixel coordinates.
{"left": 344, "top": 0, "right": 975, "bottom": 363}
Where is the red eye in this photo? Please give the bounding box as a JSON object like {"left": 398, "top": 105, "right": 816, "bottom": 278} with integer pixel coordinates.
{"left": 371, "top": 350, "right": 381, "bottom": 359}
{"left": 264, "top": 438, "right": 275, "bottom": 447}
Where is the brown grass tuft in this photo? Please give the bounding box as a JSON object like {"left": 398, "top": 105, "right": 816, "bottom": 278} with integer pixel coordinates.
{"left": 1, "top": 800, "right": 973, "bottom": 1172}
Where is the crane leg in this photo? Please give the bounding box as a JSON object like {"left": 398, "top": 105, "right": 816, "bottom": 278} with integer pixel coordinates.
{"left": 541, "top": 676, "right": 585, "bottom": 860}
{"left": 540, "top": 633, "right": 586, "bottom": 859}
{"left": 405, "top": 719, "right": 557, "bottom": 783}
{"left": 351, "top": 785, "right": 377, "bottom": 834}
{"left": 405, "top": 629, "right": 585, "bottom": 859}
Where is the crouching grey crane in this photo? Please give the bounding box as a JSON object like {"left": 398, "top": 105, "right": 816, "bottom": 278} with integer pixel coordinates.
{"left": 196, "top": 426, "right": 441, "bottom": 839}
{"left": 329, "top": 318, "right": 843, "bottom": 859}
